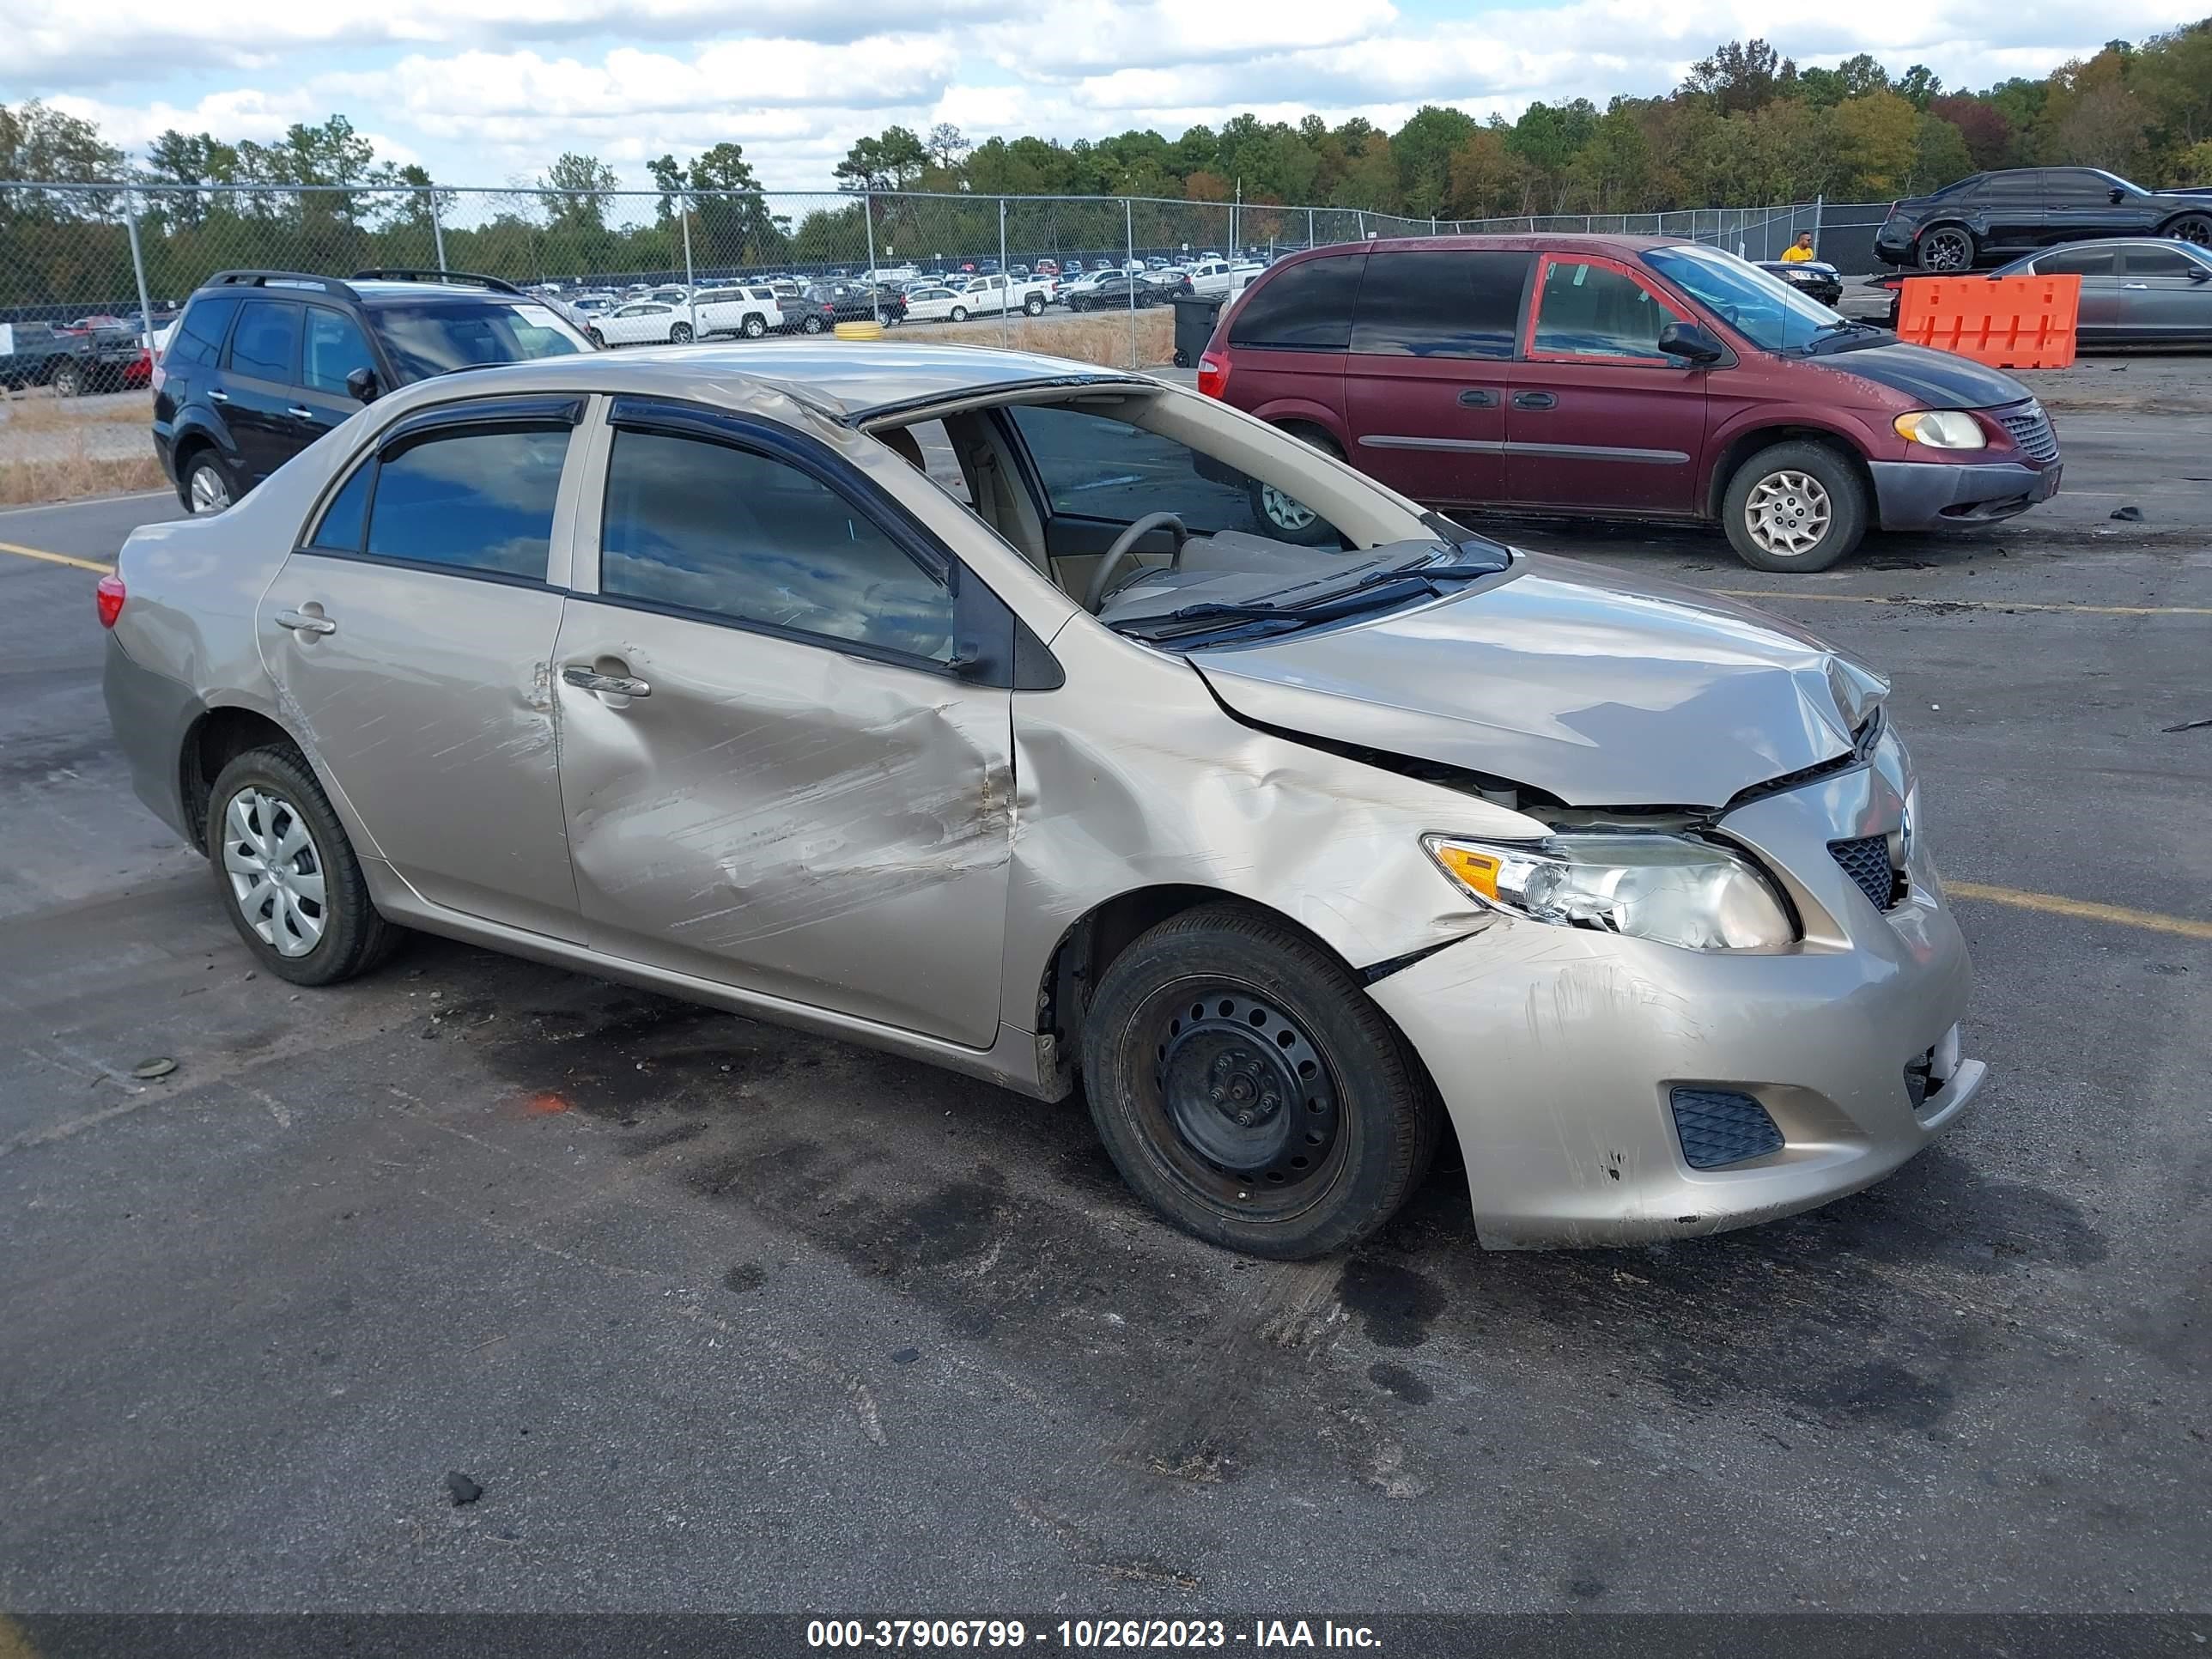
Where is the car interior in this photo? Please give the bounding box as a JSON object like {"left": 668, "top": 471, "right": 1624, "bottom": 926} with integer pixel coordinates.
{"left": 858, "top": 388, "right": 1437, "bottom": 613}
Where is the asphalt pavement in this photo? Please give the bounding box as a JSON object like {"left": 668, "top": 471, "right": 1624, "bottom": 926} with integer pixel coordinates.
{"left": 1, "top": 416, "right": 2208, "bottom": 1620}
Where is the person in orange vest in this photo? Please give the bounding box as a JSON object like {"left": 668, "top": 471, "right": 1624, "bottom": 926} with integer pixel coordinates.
{"left": 1781, "top": 232, "right": 1818, "bottom": 264}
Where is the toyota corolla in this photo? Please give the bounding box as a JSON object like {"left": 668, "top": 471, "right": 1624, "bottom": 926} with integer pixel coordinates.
{"left": 100, "top": 343, "right": 1986, "bottom": 1257}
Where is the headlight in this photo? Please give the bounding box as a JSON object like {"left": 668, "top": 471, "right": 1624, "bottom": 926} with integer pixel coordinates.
{"left": 1893, "top": 410, "right": 1987, "bottom": 450}
{"left": 1423, "top": 833, "right": 1796, "bottom": 951}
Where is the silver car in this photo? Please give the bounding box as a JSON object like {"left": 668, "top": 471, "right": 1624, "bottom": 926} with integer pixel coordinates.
{"left": 1993, "top": 238, "right": 2212, "bottom": 347}
{"left": 99, "top": 342, "right": 1986, "bottom": 1257}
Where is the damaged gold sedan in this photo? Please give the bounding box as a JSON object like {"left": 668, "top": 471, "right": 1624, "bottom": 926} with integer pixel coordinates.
{"left": 100, "top": 342, "right": 1985, "bottom": 1257}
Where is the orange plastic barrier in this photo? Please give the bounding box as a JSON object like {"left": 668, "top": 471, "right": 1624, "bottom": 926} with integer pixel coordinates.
{"left": 1895, "top": 273, "right": 2081, "bottom": 370}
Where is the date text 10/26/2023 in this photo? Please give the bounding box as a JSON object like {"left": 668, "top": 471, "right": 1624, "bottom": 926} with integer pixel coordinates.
{"left": 806, "top": 1620, "right": 1382, "bottom": 1650}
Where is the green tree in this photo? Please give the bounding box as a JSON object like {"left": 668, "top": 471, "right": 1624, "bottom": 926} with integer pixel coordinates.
{"left": 1834, "top": 91, "right": 1921, "bottom": 194}
{"left": 540, "top": 152, "right": 619, "bottom": 234}
{"left": 834, "top": 126, "right": 929, "bottom": 191}
{"left": 1394, "top": 105, "right": 1480, "bottom": 217}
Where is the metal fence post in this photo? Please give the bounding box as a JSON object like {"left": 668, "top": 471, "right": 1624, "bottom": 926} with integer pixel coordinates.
{"left": 1124, "top": 198, "right": 1138, "bottom": 368}
{"left": 121, "top": 187, "right": 156, "bottom": 351}
{"left": 1814, "top": 194, "right": 1825, "bottom": 258}
{"left": 999, "top": 197, "right": 1011, "bottom": 346}
{"left": 864, "top": 189, "right": 878, "bottom": 300}
{"left": 1307, "top": 206, "right": 1315, "bottom": 249}
{"left": 428, "top": 184, "right": 447, "bottom": 270}
{"left": 680, "top": 205, "right": 695, "bottom": 289}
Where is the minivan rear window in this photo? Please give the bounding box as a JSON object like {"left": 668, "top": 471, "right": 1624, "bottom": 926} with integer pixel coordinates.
{"left": 1228, "top": 253, "right": 1367, "bottom": 350}
{"left": 1351, "top": 251, "right": 1531, "bottom": 359}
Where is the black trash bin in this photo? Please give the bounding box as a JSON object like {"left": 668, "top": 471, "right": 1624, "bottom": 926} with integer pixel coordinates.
{"left": 1168, "top": 293, "right": 1224, "bottom": 368}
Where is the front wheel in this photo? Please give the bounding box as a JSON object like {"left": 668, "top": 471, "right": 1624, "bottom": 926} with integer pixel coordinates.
{"left": 669, "top": 323, "right": 693, "bottom": 344}
{"left": 1916, "top": 225, "right": 1975, "bottom": 273}
{"left": 1721, "top": 441, "right": 1868, "bottom": 574}
{"left": 801, "top": 314, "right": 826, "bottom": 334}
{"left": 586, "top": 327, "right": 605, "bottom": 349}
{"left": 1082, "top": 903, "right": 1441, "bottom": 1260}
{"left": 2166, "top": 212, "right": 2212, "bottom": 248}
{"left": 207, "top": 745, "right": 402, "bottom": 986}
{"left": 181, "top": 451, "right": 237, "bottom": 515}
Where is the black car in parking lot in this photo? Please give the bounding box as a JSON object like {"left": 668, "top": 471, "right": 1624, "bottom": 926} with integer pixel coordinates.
{"left": 153, "top": 268, "right": 594, "bottom": 514}
{"left": 1756, "top": 259, "right": 1843, "bottom": 307}
{"left": 1875, "top": 167, "right": 2212, "bottom": 272}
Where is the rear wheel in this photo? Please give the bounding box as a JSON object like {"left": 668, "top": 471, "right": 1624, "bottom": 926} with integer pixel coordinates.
{"left": 1721, "top": 441, "right": 1868, "bottom": 574}
{"left": 48, "top": 360, "right": 82, "bottom": 398}
{"left": 950, "top": 306, "right": 969, "bottom": 322}
{"left": 1024, "top": 294, "right": 1046, "bottom": 316}
{"left": 180, "top": 449, "right": 237, "bottom": 515}
{"left": 586, "top": 327, "right": 605, "bottom": 349}
{"left": 802, "top": 313, "right": 826, "bottom": 334}
{"left": 1081, "top": 903, "right": 1440, "bottom": 1259}
{"left": 207, "top": 745, "right": 402, "bottom": 987}
{"left": 669, "top": 322, "right": 693, "bottom": 344}
{"left": 742, "top": 314, "right": 768, "bottom": 338}
{"left": 1916, "top": 225, "right": 1975, "bottom": 273}
{"left": 2166, "top": 213, "right": 2212, "bottom": 248}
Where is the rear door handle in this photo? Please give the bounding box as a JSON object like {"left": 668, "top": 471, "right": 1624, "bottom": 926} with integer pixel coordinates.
{"left": 562, "top": 665, "right": 652, "bottom": 698}
{"left": 207, "top": 389, "right": 229, "bottom": 404}
{"left": 2123, "top": 283, "right": 2148, "bottom": 289}
{"left": 1512, "top": 391, "right": 1557, "bottom": 410}
{"left": 1456, "top": 388, "right": 1498, "bottom": 408}
{"left": 273, "top": 610, "right": 337, "bottom": 636}
{"left": 287, "top": 405, "right": 316, "bottom": 421}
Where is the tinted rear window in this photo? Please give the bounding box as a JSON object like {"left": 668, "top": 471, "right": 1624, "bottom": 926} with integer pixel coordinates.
{"left": 228, "top": 301, "right": 301, "bottom": 381}
{"left": 1351, "top": 251, "right": 1530, "bottom": 359}
{"left": 168, "top": 294, "right": 240, "bottom": 368}
{"left": 1229, "top": 253, "right": 1366, "bottom": 350}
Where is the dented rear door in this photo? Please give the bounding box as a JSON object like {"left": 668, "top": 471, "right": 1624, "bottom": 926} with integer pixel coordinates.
{"left": 550, "top": 404, "right": 1013, "bottom": 1048}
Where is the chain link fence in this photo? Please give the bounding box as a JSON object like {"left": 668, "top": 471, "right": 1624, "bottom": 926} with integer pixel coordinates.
{"left": 0, "top": 180, "right": 1884, "bottom": 501}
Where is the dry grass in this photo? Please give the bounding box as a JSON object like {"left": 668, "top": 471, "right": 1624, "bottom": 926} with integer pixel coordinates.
{"left": 0, "top": 387, "right": 155, "bottom": 429}
{"left": 924, "top": 307, "right": 1176, "bottom": 368}
{"left": 0, "top": 445, "right": 165, "bottom": 507}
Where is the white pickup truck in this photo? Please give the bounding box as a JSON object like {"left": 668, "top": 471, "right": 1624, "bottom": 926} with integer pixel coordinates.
{"left": 948, "top": 274, "right": 1053, "bottom": 319}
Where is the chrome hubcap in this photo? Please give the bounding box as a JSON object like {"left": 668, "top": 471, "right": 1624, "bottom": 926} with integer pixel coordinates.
{"left": 1745, "top": 470, "right": 1832, "bottom": 557}
{"left": 222, "top": 787, "right": 326, "bottom": 957}
{"left": 189, "top": 465, "right": 230, "bottom": 514}
{"left": 1260, "top": 484, "right": 1317, "bottom": 532}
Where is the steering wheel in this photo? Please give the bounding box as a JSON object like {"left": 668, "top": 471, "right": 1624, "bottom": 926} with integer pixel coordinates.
{"left": 1085, "top": 513, "right": 1189, "bottom": 612}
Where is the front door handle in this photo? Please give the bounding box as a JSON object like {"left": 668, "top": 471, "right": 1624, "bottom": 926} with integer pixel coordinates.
{"left": 1456, "top": 388, "right": 1498, "bottom": 408}
{"left": 1512, "top": 391, "right": 1558, "bottom": 410}
{"left": 2123, "top": 283, "right": 2148, "bottom": 289}
{"left": 207, "top": 389, "right": 229, "bottom": 404}
{"left": 286, "top": 404, "right": 316, "bottom": 421}
{"left": 273, "top": 610, "right": 337, "bottom": 636}
{"left": 562, "top": 665, "right": 652, "bottom": 698}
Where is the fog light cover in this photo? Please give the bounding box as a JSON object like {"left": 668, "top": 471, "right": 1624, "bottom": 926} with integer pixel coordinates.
{"left": 1670, "top": 1087, "right": 1784, "bottom": 1170}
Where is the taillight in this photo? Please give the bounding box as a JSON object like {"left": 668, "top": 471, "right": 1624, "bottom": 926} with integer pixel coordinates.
{"left": 95, "top": 573, "right": 126, "bottom": 629}
{"left": 1196, "top": 349, "right": 1229, "bottom": 399}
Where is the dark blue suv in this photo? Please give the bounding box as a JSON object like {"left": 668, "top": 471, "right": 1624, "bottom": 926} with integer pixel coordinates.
{"left": 154, "top": 269, "right": 595, "bottom": 514}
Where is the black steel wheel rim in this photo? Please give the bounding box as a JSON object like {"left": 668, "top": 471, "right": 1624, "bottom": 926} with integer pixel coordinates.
{"left": 1133, "top": 980, "right": 1345, "bottom": 1217}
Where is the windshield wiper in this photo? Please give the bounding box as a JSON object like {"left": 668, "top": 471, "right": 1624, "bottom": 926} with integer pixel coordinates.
{"left": 1115, "top": 568, "right": 1492, "bottom": 643}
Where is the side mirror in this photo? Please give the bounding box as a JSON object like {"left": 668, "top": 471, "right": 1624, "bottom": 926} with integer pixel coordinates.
{"left": 2191, "top": 266, "right": 2212, "bottom": 283}
{"left": 1656, "top": 321, "right": 1724, "bottom": 364}
{"left": 345, "top": 366, "right": 380, "bottom": 404}
{"left": 2110, "top": 187, "right": 2125, "bottom": 204}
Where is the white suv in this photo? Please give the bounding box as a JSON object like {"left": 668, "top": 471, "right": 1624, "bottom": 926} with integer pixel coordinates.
{"left": 693, "top": 286, "right": 787, "bottom": 339}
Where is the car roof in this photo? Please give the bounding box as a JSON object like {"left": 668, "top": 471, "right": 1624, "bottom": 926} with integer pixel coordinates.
{"left": 370, "top": 340, "right": 1152, "bottom": 422}
{"left": 1288, "top": 232, "right": 1692, "bottom": 261}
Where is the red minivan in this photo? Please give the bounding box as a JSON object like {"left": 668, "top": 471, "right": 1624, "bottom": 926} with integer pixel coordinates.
{"left": 1198, "top": 234, "right": 2063, "bottom": 571}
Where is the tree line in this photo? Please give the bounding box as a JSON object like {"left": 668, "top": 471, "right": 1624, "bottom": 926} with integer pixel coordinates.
{"left": 3, "top": 25, "right": 2209, "bottom": 307}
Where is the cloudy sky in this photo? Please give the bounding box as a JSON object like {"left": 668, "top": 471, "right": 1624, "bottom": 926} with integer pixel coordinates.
{"left": 11, "top": 0, "right": 2205, "bottom": 192}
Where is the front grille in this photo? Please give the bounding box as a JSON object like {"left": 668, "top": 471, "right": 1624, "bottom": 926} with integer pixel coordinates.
{"left": 1829, "top": 834, "right": 1903, "bottom": 911}
{"left": 1671, "top": 1089, "right": 1785, "bottom": 1170}
{"left": 1998, "top": 405, "right": 2059, "bottom": 464}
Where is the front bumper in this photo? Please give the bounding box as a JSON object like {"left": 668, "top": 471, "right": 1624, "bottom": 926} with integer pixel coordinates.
{"left": 1369, "top": 752, "right": 1984, "bottom": 1249}
{"left": 1868, "top": 458, "right": 2060, "bottom": 531}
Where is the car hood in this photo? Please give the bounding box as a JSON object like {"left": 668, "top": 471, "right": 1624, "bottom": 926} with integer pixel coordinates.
{"left": 1189, "top": 554, "right": 1888, "bottom": 810}
{"left": 1826, "top": 340, "right": 2029, "bottom": 409}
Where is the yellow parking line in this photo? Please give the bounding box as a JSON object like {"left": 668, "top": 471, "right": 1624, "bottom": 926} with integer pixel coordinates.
{"left": 1711, "top": 588, "right": 2212, "bottom": 617}
{"left": 1947, "top": 881, "right": 2212, "bottom": 941}
{"left": 0, "top": 538, "right": 111, "bottom": 574}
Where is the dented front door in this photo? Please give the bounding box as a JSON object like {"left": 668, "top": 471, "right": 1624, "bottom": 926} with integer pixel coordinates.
{"left": 550, "top": 602, "right": 1015, "bottom": 1048}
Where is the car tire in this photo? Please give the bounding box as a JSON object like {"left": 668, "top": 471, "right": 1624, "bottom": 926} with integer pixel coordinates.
{"left": 206, "top": 744, "right": 403, "bottom": 988}
{"left": 950, "top": 307, "right": 969, "bottom": 323}
{"left": 1247, "top": 425, "right": 1343, "bottom": 548}
{"left": 802, "top": 314, "right": 826, "bottom": 334}
{"left": 1721, "top": 441, "right": 1868, "bottom": 574}
{"left": 48, "top": 361, "right": 82, "bottom": 398}
{"left": 1915, "top": 225, "right": 1975, "bottom": 273}
{"left": 1024, "top": 295, "right": 1045, "bottom": 316}
{"left": 1081, "top": 902, "right": 1441, "bottom": 1260}
{"left": 179, "top": 448, "right": 238, "bottom": 515}
{"left": 670, "top": 323, "right": 693, "bottom": 344}
{"left": 743, "top": 315, "right": 768, "bottom": 338}
{"left": 586, "top": 327, "right": 605, "bottom": 349}
{"left": 2165, "top": 212, "right": 2212, "bottom": 248}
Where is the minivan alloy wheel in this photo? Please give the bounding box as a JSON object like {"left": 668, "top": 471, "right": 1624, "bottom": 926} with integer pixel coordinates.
{"left": 222, "top": 787, "right": 326, "bottom": 957}
{"left": 1743, "top": 469, "right": 1832, "bottom": 559}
